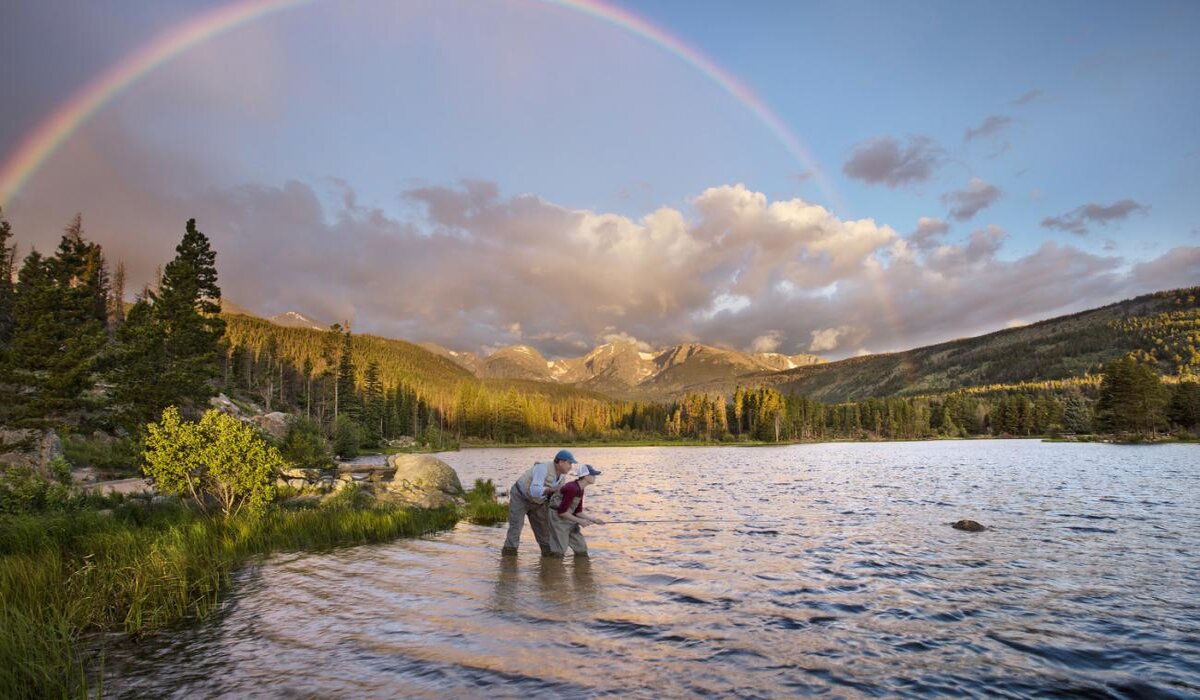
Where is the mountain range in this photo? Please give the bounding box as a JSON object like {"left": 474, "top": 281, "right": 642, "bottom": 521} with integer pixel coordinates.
{"left": 420, "top": 340, "right": 823, "bottom": 398}
{"left": 221, "top": 286, "right": 1199, "bottom": 403}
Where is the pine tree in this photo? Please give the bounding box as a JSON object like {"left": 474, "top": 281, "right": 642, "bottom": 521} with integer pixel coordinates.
{"left": 154, "top": 218, "right": 225, "bottom": 410}
{"left": 0, "top": 211, "right": 15, "bottom": 347}
{"left": 1095, "top": 355, "right": 1167, "bottom": 434}
{"left": 335, "top": 323, "right": 359, "bottom": 420}
{"left": 362, "top": 360, "right": 385, "bottom": 444}
{"left": 5, "top": 218, "right": 109, "bottom": 426}
{"left": 1168, "top": 381, "right": 1200, "bottom": 431}
{"left": 108, "top": 296, "right": 170, "bottom": 428}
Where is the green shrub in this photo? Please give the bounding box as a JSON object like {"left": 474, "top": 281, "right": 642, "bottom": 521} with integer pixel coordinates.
{"left": 279, "top": 416, "right": 334, "bottom": 470}
{"left": 333, "top": 415, "right": 361, "bottom": 459}
{"left": 143, "top": 407, "right": 284, "bottom": 517}
{"left": 0, "top": 460, "right": 78, "bottom": 514}
{"left": 62, "top": 435, "right": 141, "bottom": 474}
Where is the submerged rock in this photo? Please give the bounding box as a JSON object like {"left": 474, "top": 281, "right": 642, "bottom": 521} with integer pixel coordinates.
{"left": 952, "top": 519, "right": 986, "bottom": 532}
{"left": 382, "top": 454, "right": 464, "bottom": 509}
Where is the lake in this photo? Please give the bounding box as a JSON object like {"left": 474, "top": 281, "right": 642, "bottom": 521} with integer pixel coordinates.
{"left": 103, "top": 440, "right": 1200, "bottom": 698}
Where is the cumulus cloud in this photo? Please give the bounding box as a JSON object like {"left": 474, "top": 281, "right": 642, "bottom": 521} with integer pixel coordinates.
{"left": 1040, "top": 199, "right": 1150, "bottom": 235}
{"left": 808, "top": 325, "right": 863, "bottom": 352}
{"left": 601, "top": 330, "right": 652, "bottom": 351}
{"left": 751, "top": 330, "right": 783, "bottom": 353}
{"left": 842, "top": 135, "right": 943, "bottom": 187}
{"left": 909, "top": 217, "right": 950, "bottom": 251}
{"left": 8, "top": 124, "right": 1196, "bottom": 361}
{"left": 963, "top": 115, "right": 1013, "bottom": 142}
{"left": 941, "top": 178, "right": 1002, "bottom": 222}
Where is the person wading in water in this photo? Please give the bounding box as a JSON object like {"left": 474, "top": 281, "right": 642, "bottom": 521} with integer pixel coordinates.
{"left": 502, "top": 450, "right": 577, "bottom": 556}
{"left": 548, "top": 464, "right": 605, "bottom": 557}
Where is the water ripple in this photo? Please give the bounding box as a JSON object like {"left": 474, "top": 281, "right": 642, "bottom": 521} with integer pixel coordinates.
{"left": 102, "top": 441, "right": 1200, "bottom": 698}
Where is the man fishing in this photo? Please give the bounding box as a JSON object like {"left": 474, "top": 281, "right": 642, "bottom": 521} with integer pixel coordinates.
{"left": 501, "top": 449, "right": 577, "bottom": 556}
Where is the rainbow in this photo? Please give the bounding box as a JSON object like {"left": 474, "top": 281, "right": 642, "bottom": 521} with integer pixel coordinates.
{"left": 0, "top": 0, "right": 841, "bottom": 212}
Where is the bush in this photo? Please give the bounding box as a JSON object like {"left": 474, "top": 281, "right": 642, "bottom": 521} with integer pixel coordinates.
{"left": 143, "top": 407, "right": 284, "bottom": 517}
{"left": 62, "top": 434, "right": 141, "bottom": 474}
{"left": 0, "top": 463, "right": 77, "bottom": 514}
{"left": 333, "top": 416, "right": 361, "bottom": 459}
{"left": 279, "top": 416, "right": 334, "bottom": 470}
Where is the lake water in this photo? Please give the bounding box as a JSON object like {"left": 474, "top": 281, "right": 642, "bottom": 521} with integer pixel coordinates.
{"left": 103, "top": 440, "right": 1200, "bottom": 698}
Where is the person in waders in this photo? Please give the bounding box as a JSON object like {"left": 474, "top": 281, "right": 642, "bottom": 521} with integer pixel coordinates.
{"left": 548, "top": 464, "right": 605, "bottom": 557}
{"left": 501, "top": 449, "right": 577, "bottom": 556}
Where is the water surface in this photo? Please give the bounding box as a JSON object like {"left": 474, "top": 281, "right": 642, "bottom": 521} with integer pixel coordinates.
{"left": 104, "top": 441, "right": 1200, "bottom": 697}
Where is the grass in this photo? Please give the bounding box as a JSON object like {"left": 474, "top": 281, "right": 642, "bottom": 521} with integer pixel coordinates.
{"left": 461, "top": 479, "right": 508, "bottom": 525}
{"left": 0, "top": 491, "right": 465, "bottom": 699}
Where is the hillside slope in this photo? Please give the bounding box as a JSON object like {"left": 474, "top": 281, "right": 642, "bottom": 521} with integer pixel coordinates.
{"left": 759, "top": 287, "right": 1200, "bottom": 402}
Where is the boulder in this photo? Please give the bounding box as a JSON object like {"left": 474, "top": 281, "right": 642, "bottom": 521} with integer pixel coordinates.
{"left": 382, "top": 454, "right": 464, "bottom": 509}
{"left": 0, "top": 428, "right": 64, "bottom": 476}
{"left": 252, "top": 412, "right": 290, "bottom": 440}
{"left": 281, "top": 466, "right": 320, "bottom": 480}
{"left": 952, "top": 519, "right": 986, "bottom": 532}
{"left": 208, "top": 393, "right": 244, "bottom": 418}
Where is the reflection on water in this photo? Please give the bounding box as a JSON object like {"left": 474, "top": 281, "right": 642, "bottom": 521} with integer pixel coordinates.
{"left": 103, "top": 441, "right": 1200, "bottom": 698}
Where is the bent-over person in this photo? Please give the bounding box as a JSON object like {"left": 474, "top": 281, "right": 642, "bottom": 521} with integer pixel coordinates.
{"left": 502, "top": 449, "right": 577, "bottom": 555}
{"left": 548, "top": 464, "right": 605, "bottom": 557}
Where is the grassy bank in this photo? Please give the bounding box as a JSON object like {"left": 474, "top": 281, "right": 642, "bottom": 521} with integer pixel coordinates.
{"left": 0, "top": 485, "right": 503, "bottom": 699}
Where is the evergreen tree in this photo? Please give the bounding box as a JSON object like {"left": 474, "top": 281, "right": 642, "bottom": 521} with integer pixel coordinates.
{"left": 154, "top": 218, "right": 225, "bottom": 409}
{"left": 334, "top": 323, "right": 359, "bottom": 420}
{"left": 1095, "top": 355, "right": 1168, "bottom": 434}
{"left": 1167, "top": 380, "right": 1200, "bottom": 431}
{"left": 362, "top": 360, "right": 385, "bottom": 444}
{"left": 108, "top": 296, "right": 170, "bottom": 428}
{"left": 5, "top": 218, "right": 109, "bottom": 426}
{"left": 0, "top": 211, "right": 15, "bottom": 347}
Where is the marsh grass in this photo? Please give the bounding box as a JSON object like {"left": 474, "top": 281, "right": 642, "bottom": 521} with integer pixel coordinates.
{"left": 462, "top": 478, "right": 508, "bottom": 525}
{"left": 0, "top": 492, "right": 461, "bottom": 699}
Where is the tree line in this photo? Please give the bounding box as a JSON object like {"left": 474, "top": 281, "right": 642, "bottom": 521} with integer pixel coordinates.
{"left": 663, "top": 358, "right": 1198, "bottom": 442}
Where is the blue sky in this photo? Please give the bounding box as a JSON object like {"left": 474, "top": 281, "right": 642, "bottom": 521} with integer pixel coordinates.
{"left": 1, "top": 0, "right": 1197, "bottom": 357}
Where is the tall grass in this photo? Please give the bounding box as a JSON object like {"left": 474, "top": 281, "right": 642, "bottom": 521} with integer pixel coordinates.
{"left": 0, "top": 492, "right": 461, "bottom": 699}
{"left": 462, "top": 478, "right": 508, "bottom": 525}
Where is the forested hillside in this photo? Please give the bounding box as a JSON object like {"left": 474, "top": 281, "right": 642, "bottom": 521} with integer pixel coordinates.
{"left": 756, "top": 288, "right": 1200, "bottom": 402}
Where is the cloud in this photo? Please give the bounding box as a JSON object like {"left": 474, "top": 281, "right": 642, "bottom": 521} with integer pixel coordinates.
{"left": 964, "top": 115, "right": 1013, "bottom": 142}
{"left": 1010, "top": 89, "right": 1044, "bottom": 106}
{"left": 842, "top": 135, "right": 944, "bottom": 187}
{"left": 1040, "top": 199, "right": 1150, "bottom": 235}
{"left": 751, "top": 331, "right": 783, "bottom": 353}
{"left": 600, "top": 330, "right": 652, "bottom": 350}
{"left": 1128, "top": 247, "right": 1200, "bottom": 290}
{"left": 808, "top": 325, "right": 863, "bottom": 352}
{"left": 941, "top": 178, "right": 1002, "bottom": 222}
{"left": 9, "top": 123, "right": 1196, "bottom": 361}
{"left": 909, "top": 217, "right": 950, "bottom": 251}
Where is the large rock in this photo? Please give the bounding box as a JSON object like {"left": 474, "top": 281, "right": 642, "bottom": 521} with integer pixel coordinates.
{"left": 252, "top": 412, "right": 290, "bottom": 440}
{"left": 208, "top": 393, "right": 244, "bottom": 418}
{"left": 952, "top": 519, "right": 986, "bottom": 532}
{"left": 0, "top": 428, "right": 64, "bottom": 476}
{"left": 382, "top": 454, "right": 464, "bottom": 508}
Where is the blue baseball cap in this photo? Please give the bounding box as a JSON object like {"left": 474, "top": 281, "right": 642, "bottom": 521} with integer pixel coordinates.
{"left": 554, "top": 449, "right": 578, "bottom": 464}
{"left": 579, "top": 464, "right": 601, "bottom": 477}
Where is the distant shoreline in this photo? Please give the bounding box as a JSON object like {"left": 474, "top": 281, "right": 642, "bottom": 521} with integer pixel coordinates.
{"left": 456, "top": 434, "right": 1197, "bottom": 450}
